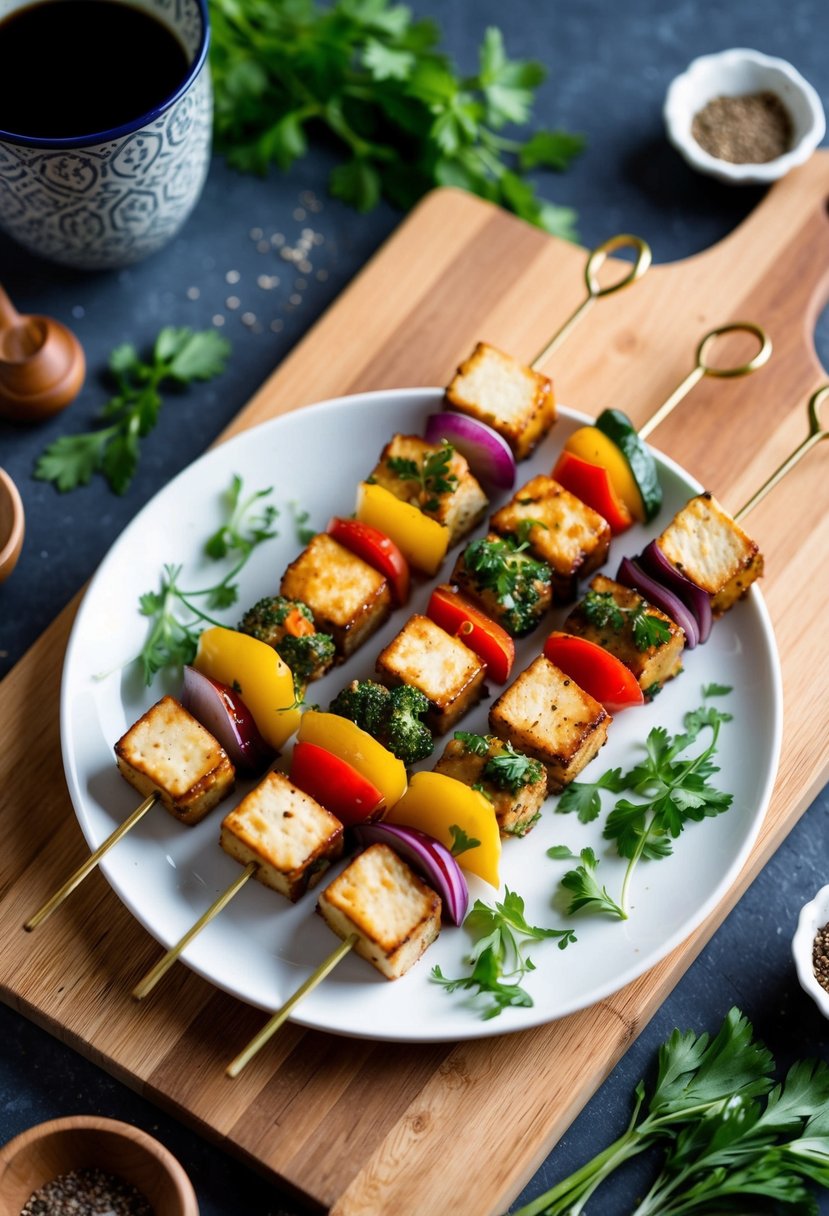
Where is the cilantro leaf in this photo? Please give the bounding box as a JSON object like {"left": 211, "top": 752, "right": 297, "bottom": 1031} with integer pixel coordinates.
{"left": 448, "top": 824, "right": 481, "bottom": 857}
{"left": 553, "top": 846, "right": 626, "bottom": 920}
{"left": 556, "top": 767, "right": 626, "bottom": 823}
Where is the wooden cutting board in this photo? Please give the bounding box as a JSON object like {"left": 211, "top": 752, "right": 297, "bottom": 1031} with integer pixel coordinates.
{"left": 3, "top": 151, "right": 829, "bottom": 1216}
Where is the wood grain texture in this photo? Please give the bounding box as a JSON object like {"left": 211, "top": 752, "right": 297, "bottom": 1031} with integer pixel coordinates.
{"left": 2, "top": 152, "right": 829, "bottom": 1216}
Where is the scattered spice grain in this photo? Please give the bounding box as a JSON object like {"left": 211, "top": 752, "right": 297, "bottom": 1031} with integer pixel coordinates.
{"left": 813, "top": 920, "right": 829, "bottom": 994}
{"left": 691, "top": 91, "right": 794, "bottom": 163}
{"left": 20, "top": 1166, "right": 153, "bottom": 1216}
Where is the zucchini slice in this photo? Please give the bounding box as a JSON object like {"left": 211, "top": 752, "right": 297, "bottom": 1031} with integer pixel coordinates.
{"left": 594, "top": 408, "right": 662, "bottom": 522}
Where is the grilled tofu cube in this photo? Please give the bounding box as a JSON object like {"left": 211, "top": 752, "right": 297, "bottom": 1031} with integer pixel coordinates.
{"left": 445, "top": 341, "right": 556, "bottom": 460}
{"left": 317, "top": 842, "right": 441, "bottom": 979}
{"left": 450, "top": 532, "right": 553, "bottom": 637}
{"left": 434, "top": 734, "right": 547, "bottom": 837}
{"left": 490, "top": 475, "right": 611, "bottom": 603}
{"left": 220, "top": 771, "right": 344, "bottom": 902}
{"left": 657, "top": 492, "right": 763, "bottom": 616}
{"left": 564, "top": 574, "right": 685, "bottom": 698}
{"left": 375, "top": 614, "right": 487, "bottom": 735}
{"left": 488, "top": 656, "right": 609, "bottom": 791}
{"left": 280, "top": 532, "right": 392, "bottom": 659}
{"left": 114, "top": 695, "right": 235, "bottom": 825}
{"left": 368, "top": 433, "right": 488, "bottom": 547}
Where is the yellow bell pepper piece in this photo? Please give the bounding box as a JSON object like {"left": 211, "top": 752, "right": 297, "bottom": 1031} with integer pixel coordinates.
{"left": 193, "top": 626, "right": 300, "bottom": 751}
{"left": 385, "top": 770, "right": 500, "bottom": 888}
{"left": 297, "top": 710, "right": 407, "bottom": 811}
{"left": 356, "top": 481, "right": 449, "bottom": 576}
{"left": 563, "top": 426, "right": 646, "bottom": 522}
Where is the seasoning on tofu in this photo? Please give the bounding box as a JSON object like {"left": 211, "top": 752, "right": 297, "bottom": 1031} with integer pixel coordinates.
{"left": 564, "top": 574, "right": 685, "bottom": 699}
{"left": 656, "top": 492, "right": 763, "bottom": 616}
{"left": 368, "top": 433, "right": 489, "bottom": 546}
{"left": 220, "top": 770, "right": 344, "bottom": 902}
{"left": 451, "top": 530, "right": 553, "bottom": 637}
{"left": 317, "top": 842, "right": 441, "bottom": 979}
{"left": 329, "top": 678, "right": 434, "bottom": 765}
{"left": 376, "top": 613, "right": 487, "bottom": 735}
{"left": 238, "top": 594, "right": 336, "bottom": 691}
{"left": 280, "top": 531, "right": 393, "bottom": 659}
{"left": 490, "top": 474, "right": 611, "bottom": 603}
{"left": 445, "top": 341, "right": 556, "bottom": 460}
{"left": 114, "top": 694, "right": 236, "bottom": 825}
{"left": 488, "top": 655, "right": 610, "bottom": 792}
{"left": 435, "top": 732, "right": 547, "bottom": 837}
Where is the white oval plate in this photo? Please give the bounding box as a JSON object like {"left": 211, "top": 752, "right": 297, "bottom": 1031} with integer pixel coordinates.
{"left": 61, "top": 388, "right": 782, "bottom": 1042}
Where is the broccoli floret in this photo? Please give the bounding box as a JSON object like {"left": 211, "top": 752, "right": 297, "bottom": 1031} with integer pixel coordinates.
{"left": 238, "top": 595, "right": 334, "bottom": 689}
{"left": 463, "top": 536, "right": 552, "bottom": 636}
{"left": 329, "top": 679, "right": 433, "bottom": 766}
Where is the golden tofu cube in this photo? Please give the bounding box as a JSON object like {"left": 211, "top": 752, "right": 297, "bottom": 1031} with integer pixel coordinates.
{"left": 114, "top": 695, "right": 235, "bottom": 826}
{"left": 368, "top": 433, "right": 489, "bottom": 547}
{"left": 220, "top": 771, "right": 344, "bottom": 902}
{"left": 657, "top": 492, "right": 763, "bottom": 616}
{"left": 280, "top": 532, "right": 392, "bottom": 659}
{"left": 490, "top": 475, "right": 611, "bottom": 603}
{"left": 445, "top": 341, "right": 556, "bottom": 460}
{"left": 488, "top": 656, "right": 610, "bottom": 792}
{"left": 450, "top": 532, "right": 553, "bottom": 637}
{"left": 564, "top": 574, "right": 685, "bottom": 698}
{"left": 317, "top": 842, "right": 441, "bottom": 979}
{"left": 375, "top": 614, "right": 487, "bottom": 735}
{"left": 433, "top": 734, "right": 547, "bottom": 837}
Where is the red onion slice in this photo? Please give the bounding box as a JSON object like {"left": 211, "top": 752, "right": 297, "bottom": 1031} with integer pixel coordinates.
{"left": 353, "top": 822, "right": 469, "bottom": 926}
{"left": 424, "top": 411, "right": 516, "bottom": 490}
{"left": 638, "top": 540, "right": 713, "bottom": 643}
{"left": 182, "top": 665, "right": 275, "bottom": 772}
{"left": 616, "top": 557, "right": 699, "bottom": 649}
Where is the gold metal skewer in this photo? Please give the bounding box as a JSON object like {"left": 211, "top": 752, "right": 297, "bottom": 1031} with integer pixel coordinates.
{"left": 23, "top": 793, "right": 158, "bottom": 931}
{"left": 132, "top": 861, "right": 257, "bottom": 1000}
{"left": 638, "top": 322, "right": 773, "bottom": 441}
{"left": 226, "top": 933, "right": 359, "bottom": 1079}
{"left": 530, "top": 233, "right": 653, "bottom": 368}
{"left": 735, "top": 385, "right": 829, "bottom": 521}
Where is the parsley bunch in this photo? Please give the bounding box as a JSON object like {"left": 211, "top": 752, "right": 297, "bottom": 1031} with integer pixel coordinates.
{"left": 550, "top": 686, "right": 734, "bottom": 918}
{"left": 34, "top": 328, "right": 230, "bottom": 495}
{"left": 209, "top": 0, "right": 584, "bottom": 237}
{"left": 431, "top": 889, "right": 575, "bottom": 1020}
{"left": 137, "top": 475, "right": 278, "bottom": 684}
{"left": 510, "top": 1007, "right": 829, "bottom": 1216}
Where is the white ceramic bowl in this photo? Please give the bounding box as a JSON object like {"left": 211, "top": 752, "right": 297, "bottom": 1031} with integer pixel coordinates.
{"left": 664, "top": 48, "right": 825, "bottom": 184}
{"left": 792, "top": 883, "right": 829, "bottom": 1018}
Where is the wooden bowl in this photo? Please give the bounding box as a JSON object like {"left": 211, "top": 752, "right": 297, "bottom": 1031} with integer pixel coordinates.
{"left": 0, "top": 466, "right": 24, "bottom": 582}
{"left": 0, "top": 1115, "right": 199, "bottom": 1216}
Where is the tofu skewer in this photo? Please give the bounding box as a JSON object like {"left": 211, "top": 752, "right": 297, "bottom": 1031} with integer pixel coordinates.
{"left": 24, "top": 696, "right": 236, "bottom": 931}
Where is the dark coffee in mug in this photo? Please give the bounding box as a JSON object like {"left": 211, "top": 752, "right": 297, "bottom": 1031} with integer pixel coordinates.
{"left": 0, "top": 0, "right": 190, "bottom": 139}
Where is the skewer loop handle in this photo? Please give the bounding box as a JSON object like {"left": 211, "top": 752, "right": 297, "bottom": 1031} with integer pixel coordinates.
{"left": 735, "top": 385, "right": 829, "bottom": 521}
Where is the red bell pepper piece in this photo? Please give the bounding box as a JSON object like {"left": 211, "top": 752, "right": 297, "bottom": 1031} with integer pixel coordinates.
{"left": 552, "top": 449, "right": 634, "bottom": 535}
{"left": 327, "top": 516, "right": 410, "bottom": 605}
{"left": 542, "top": 631, "right": 644, "bottom": 712}
{"left": 289, "top": 741, "right": 386, "bottom": 826}
{"left": 426, "top": 584, "right": 515, "bottom": 684}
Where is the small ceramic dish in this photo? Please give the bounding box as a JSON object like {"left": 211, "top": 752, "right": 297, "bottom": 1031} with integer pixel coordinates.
{"left": 0, "top": 466, "right": 24, "bottom": 582}
{"left": 792, "top": 883, "right": 829, "bottom": 1019}
{"left": 0, "top": 1115, "right": 199, "bottom": 1216}
{"left": 664, "top": 48, "right": 825, "bottom": 184}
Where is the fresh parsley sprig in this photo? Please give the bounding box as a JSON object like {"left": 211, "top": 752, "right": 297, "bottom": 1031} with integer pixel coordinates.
{"left": 136, "top": 475, "right": 278, "bottom": 684}
{"left": 209, "top": 2, "right": 584, "bottom": 237}
{"left": 547, "top": 846, "right": 626, "bottom": 920}
{"left": 510, "top": 1007, "right": 829, "bottom": 1216}
{"left": 431, "top": 888, "right": 576, "bottom": 1020}
{"left": 551, "top": 686, "right": 733, "bottom": 918}
{"left": 34, "top": 328, "right": 231, "bottom": 495}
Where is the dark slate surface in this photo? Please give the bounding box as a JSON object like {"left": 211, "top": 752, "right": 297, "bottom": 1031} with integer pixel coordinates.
{"left": 2, "top": 1, "right": 828, "bottom": 1212}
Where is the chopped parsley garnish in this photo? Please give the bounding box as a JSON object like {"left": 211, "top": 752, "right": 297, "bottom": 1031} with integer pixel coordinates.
{"left": 387, "top": 440, "right": 458, "bottom": 512}
{"left": 454, "top": 732, "right": 544, "bottom": 792}
{"left": 583, "top": 588, "right": 673, "bottom": 651}
{"left": 448, "top": 824, "right": 481, "bottom": 857}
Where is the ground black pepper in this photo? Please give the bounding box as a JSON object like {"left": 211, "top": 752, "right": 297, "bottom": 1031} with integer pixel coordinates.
{"left": 20, "top": 1167, "right": 154, "bottom": 1216}
{"left": 813, "top": 920, "right": 829, "bottom": 994}
{"left": 691, "top": 91, "right": 794, "bottom": 164}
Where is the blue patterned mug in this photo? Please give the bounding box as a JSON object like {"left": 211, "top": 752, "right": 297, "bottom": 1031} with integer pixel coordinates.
{"left": 0, "top": 0, "right": 212, "bottom": 270}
